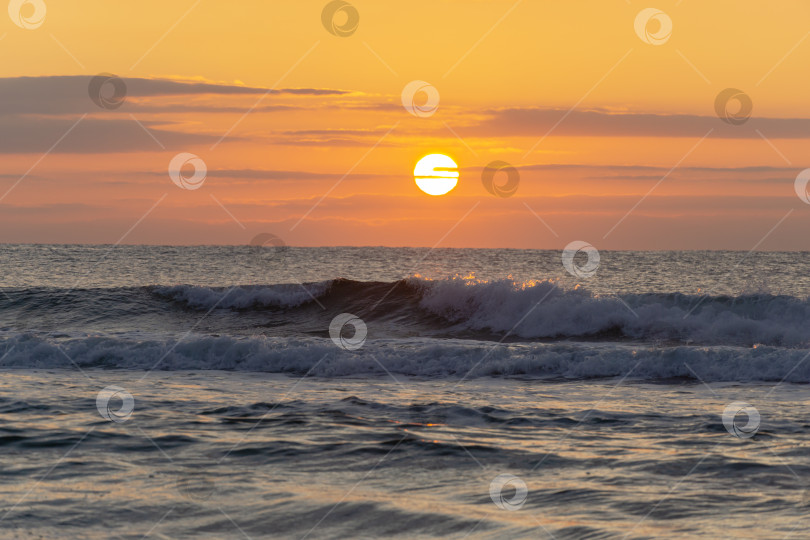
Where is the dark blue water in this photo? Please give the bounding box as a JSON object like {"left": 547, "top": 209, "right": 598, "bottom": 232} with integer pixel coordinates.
{"left": 0, "top": 245, "right": 808, "bottom": 538}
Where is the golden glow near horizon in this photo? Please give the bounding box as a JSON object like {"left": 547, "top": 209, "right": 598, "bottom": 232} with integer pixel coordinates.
{"left": 0, "top": 1, "right": 810, "bottom": 248}
{"left": 414, "top": 154, "right": 459, "bottom": 196}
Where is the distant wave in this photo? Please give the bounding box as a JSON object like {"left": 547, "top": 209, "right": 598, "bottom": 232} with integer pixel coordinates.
{"left": 153, "top": 277, "right": 810, "bottom": 348}
{"left": 3, "top": 277, "right": 810, "bottom": 348}
{"left": 155, "top": 281, "right": 332, "bottom": 310}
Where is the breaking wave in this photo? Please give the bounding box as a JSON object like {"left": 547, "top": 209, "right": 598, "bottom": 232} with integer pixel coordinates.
{"left": 2, "top": 276, "right": 810, "bottom": 380}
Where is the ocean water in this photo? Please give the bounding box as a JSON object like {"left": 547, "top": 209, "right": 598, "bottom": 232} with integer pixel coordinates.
{"left": 0, "top": 245, "right": 808, "bottom": 539}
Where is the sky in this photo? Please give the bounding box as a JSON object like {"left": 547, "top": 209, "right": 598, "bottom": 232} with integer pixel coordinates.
{"left": 2, "top": 0, "right": 810, "bottom": 249}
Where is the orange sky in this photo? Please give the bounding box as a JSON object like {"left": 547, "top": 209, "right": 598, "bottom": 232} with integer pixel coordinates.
{"left": 2, "top": 0, "right": 810, "bottom": 249}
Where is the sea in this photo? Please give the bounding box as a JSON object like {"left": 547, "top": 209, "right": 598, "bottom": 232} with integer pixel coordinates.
{"left": 0, "top": 245, "right": 808, "bottom": 539}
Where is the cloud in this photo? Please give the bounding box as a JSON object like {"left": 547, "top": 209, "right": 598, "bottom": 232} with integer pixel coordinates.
{"left": 267, "top": 137, "right": 398, "bottom": 148}
{"left": 460, "top": 163, "right": 799, "bottom": 173}
{"left": 0, "top": 76, "right": 349, "bottom": 115}
{"left": 173, "top": 193, "right": 796, "bottom": 220}
{"left": 0, "top": 193, "right": 799, "bottom": 249}
{"left": 0, "top": 116, "right": 224, "bottom": 154}
{"left": 466, "top": 108, "right": 810, "bottom": 139}
{"left": 147, "top": 169, "right": 399, "bottom": 181}
{"left": 0, "top": 76, "right": 358, "bottom": 153}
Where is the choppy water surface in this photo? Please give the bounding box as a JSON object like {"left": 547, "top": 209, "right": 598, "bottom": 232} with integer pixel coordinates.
{"left": 0, "top": 245, "right": 809, "bottom": 538}
{"left": 3, "top": 244, "right": 810, "bottom": 295}
{"left": 0, "top": 372, "right": 808, "bottom": 539}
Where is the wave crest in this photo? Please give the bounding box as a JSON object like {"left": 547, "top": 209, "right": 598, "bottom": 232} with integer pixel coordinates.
{"left": 153, "top": 282, "right": 331, "bottom": 310}
{"left": 413, "top": 276, "right": 810, "bottom": 347}
{"left": 1, "top": 332, "right": 808, "bottom": 382}
{"left": 3, "top": 277, "right": 810, "bottom": 349}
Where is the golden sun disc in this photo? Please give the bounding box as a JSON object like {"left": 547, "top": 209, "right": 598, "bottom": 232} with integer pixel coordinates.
{"left": 414, "top": 154, "right": 458, "bottom": 196}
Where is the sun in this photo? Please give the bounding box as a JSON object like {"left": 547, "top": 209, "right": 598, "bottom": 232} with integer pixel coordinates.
{"left": 414, "top": 154, "right": 459, "bottom": 196}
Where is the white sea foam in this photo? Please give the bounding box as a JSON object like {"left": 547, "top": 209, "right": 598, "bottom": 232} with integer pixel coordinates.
{"left": 412, "top": 277, "right": 810, "bottom": 347}
{"left": 147, "top": 277, "right": 810, "bottom": 348}
{"left": 1, "top": 332, "right": 809, "bottom": 382}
